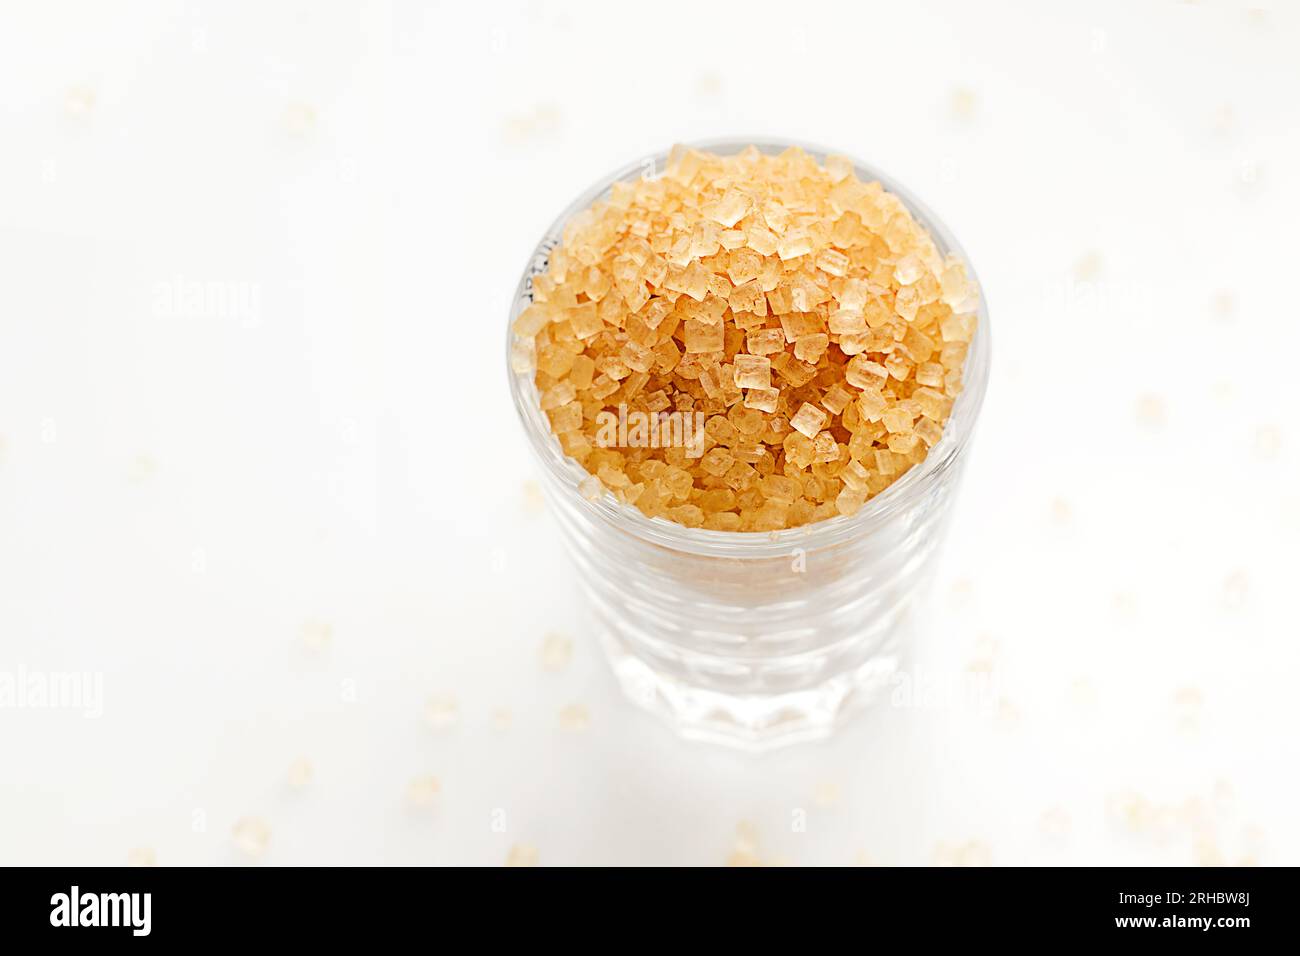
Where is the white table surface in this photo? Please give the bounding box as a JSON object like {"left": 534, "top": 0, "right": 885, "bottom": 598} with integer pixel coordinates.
{"left": 1, "top": 0, "right": 1296, "bottom": 866}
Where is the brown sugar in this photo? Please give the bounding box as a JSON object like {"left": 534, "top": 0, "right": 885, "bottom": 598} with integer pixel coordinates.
{"left": 514, "top": 145, "right": 979, "bottom": 531}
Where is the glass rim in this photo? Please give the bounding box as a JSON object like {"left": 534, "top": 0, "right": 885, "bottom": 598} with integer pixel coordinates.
{"left": 507, "top": 137, "right": 991, "bottom": 558}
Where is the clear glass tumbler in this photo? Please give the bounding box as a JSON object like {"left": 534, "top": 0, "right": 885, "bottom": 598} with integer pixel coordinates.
{"left": 507, "top": 139, "right": 990, "bottom": 750}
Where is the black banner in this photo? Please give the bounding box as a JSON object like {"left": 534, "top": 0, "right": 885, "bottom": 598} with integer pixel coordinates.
{"left": 0, "top": 866, "right": 1284, "bottom": 944}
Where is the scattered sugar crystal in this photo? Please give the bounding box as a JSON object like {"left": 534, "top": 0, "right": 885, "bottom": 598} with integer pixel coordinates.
{"left": 732, "top": 354, "right": 771, "bottom": 390}
{"left": 1254, "top": 425, "right": 1281, "bottom": 459}
{"left": 127, "top": 847, "right": 157, "bottom": 867}
{"left": 934, "top": 839, "right": 991, "bottom": 867}
{"left": 232, "top": 817, "right": 271, "bottom": 859}
{"left": 1175, "top": 687, "right": 1203, "bottom": 733}
{"left": 64, "top": 85, "right": 96, "bottom": 119}
{"left": 522, "top": 479, "right": 545, "bottom": 515}
{"left": 1135, "top": 393, "right": 1165, "bottom": 429}
{"left": 541, "top": 631, "right": 573, "bottom": 671}
{"left": 406, "top": 775, "right": 441, "bottom": 808}
{"left": 559, "top": 703, "right": 590, "bottom": 731}
{"left": 300, "top": 619, "right": 333, "bottom": 652}
{"left": 728, "top": 821, "right": 762, "bottom": 866}
{"left": 726, "top": 848, "right": 763, "bottom": 868}
{"left": 287, "top": 757, "right": 313, "bottom": 789}
{"left": 425, "top": 694, "right": 459, "bottom": 729}
{"left": 813, "top": 780, "right": 842, "bottom": 808}
{"left": 1223, "top": 570, "right": 1248, "bottom": 609}
{"left": 789, "top": 403, "right": 828, "bottom": 438}
{"left": 506, "top": 843, "right": 539, "bottom": 867}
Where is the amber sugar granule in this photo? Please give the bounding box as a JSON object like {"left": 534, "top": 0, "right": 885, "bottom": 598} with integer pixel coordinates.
{"left": 512, "top": 145, "right": 979, "bottom": 532}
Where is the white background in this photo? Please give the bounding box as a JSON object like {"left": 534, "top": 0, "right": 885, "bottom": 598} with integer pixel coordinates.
{"left": 1, "top": 0, "right": 1296, "bottom": 866}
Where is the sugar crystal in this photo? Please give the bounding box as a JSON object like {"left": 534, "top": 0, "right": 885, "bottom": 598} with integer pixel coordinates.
{"left": 794, "top": 333, "right": 829, "bottom": 363}
{"left": 790, "top": 402, "right": 828, "bottom": 438}
{"left": 746, "top": 327, "right": 786, "bottom": 355}
{"left": 744, "top": 386, "right": 779, "bottom": 413}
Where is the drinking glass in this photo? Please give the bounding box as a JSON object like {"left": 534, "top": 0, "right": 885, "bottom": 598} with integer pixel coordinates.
{"left": 507, "top": 139, "right": 991, "bottom": 749}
